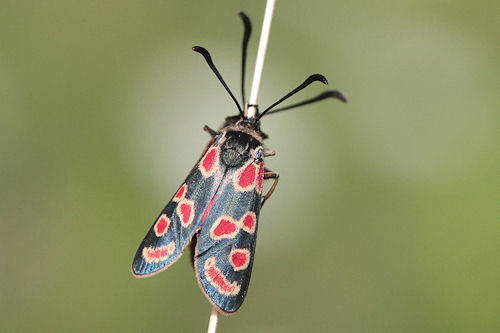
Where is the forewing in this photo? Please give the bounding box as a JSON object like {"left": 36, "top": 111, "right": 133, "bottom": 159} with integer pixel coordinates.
{"left": 132, "top": 142, "right": 226, "bottom": 277}
{"left": 195, "top": 158, "right": 265, "bottom": 313}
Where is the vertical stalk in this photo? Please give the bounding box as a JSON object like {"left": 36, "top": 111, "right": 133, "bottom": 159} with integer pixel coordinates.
{"left": 207, "top": 306, "right": 219, "bottom": 333}
{"left": 246, "top": 0, "right": 276, "bottom": 118}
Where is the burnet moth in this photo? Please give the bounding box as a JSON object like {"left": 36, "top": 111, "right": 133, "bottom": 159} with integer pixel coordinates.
{"left": 131, "top": 12, "right": 346, "bottom": 314}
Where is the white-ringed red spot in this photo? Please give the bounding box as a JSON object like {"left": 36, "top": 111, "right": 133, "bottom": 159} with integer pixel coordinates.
{"left": 142, "top": 241, "right": 176, "bottom": 263}
{"left": 240, "top": 211, "right": 257, "bottom": 234}
{"left": 209, "top": 215, "right": 240, "bottom": 240}
{"left": 234, "top": 160, "right": 257, "bottom": 192}
{"left": 154, "top": 214, "right": 171, "bottom": 236}
{"left": 229, "top": 249, "right": 251, "bottom": 271}
{"left": 199, "top": 147, "right": 219, "bottom": 178}
{"left": 204, "top": 256, "right": 241, "bottom": 295}
{"left": 176, "top": 198, "right": 195, "bottom": 227}
{"left": 173, "top": 184, "right": 187, "bottom": 202}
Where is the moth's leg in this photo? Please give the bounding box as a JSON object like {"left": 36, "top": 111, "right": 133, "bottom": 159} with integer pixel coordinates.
{"left": 203, "top": 125, "right": 218, "bottom": 137}
{"left": 263, "top": 148, "right": 275, "bottom": 157}
{"left": 189, "top": 233, "right": 199, "bottom": 268}
{"left": 261, "top": 169, "right": 279, "bottom": 207}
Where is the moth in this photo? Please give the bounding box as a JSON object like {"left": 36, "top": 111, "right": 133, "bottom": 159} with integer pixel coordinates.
{"left": 131, "top": 11, "right": 346, "bottom": 314}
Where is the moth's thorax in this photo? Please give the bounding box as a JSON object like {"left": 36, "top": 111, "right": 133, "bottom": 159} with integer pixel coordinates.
{"left": 219, "top": 130, "right": 262, "bottom": 167}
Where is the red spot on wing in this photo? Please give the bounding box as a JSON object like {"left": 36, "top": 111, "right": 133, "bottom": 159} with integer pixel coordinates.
{"left": 238, "top": 163, "right": 256, "bottom": 188}
{"left": 177, "top": 199, "right": 195, "bottom": 227}
{"left": 204, "top": 257, "right": 240, "bottom": 295}
{"left": 181, "top": 204, "right": 191, "bottom": 222}
{"left": 154, "top": 214, "right": 171, "bottom": 236}
{"left": 213, "top": 219, "right": 237, "bottom": 236}
{"left": 232, "top": 252, "right": 246, "bottom": 267}
{"left": 210, "top": 216, "right": 240, "bottom": 240}
{"left": 203, "top": 148, "right": 216, "bottom": 171}
{"left": 201, "top": 195, "right": 216, "bottom": 223}
{"left": 241, "top": 212, "right": 256, "bottom": 234}
{"left": 229, "top": 249, "right": 251, "bottom": 271}
{"left": 173, "top": 184, "right": 187, "bottom": 202}
{"left": 142, "top": 241, "right": 176, "bottom": 263}
{"left": 200, "top": 147, "right": 219, "bottom": 177}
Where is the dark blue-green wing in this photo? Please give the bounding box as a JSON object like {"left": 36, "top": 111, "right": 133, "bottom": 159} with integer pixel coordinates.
{"left": 132, "top": 143, "right": 226, "bottom": 277}
{"left": 195, "top": 158, "right": 265, "bottom": 313}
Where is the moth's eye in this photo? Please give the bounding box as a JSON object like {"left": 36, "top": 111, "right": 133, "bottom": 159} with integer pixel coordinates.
{"left": 215, "top": 134, "right": 224, "bottom": 144}
{"left": 255, "top": 148, "right": 263, "bottom": 160}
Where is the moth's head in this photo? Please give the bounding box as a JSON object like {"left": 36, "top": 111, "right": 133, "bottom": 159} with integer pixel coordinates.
{"left": 219, "top": 114, "right": 267, "bottom": 140}
{"left": 220, "top": 115, "right": 241, "bottom": 129}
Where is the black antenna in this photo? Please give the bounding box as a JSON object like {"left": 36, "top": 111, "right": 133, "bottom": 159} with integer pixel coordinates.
{"left": 193, "top": 46, "right": 243, "bottom": 116}
{"left": 263, "top": 90, "right": 347, "bottom": 116}
{"left": 258, "top": 74, "right": 329, "bottom": 119}
{"left": 237, "top": 11, "right": 252, "bottom": 106}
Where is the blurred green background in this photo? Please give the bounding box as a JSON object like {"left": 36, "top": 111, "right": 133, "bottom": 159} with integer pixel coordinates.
{"left": 1, "top": 0, "right": 499, "bottom": 332}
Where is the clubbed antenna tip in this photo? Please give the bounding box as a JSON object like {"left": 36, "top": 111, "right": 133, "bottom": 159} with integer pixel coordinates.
{"left": 258, "top": 74, "right": 330, "bottom": 119}
{"left": 193, "top": 46, "right": 243, "bottom": 116}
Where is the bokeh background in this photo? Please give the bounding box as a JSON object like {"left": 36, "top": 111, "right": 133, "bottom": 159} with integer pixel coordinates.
{"left": 1, "top": 1, "right": 499, "bottom": 332}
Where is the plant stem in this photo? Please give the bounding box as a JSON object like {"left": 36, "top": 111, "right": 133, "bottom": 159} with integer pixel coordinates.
{"left": 246, "top": 0, "right": 276, "bottom": 119}
{"left": 207, "top": 306, "right": 219, "bottom": 333}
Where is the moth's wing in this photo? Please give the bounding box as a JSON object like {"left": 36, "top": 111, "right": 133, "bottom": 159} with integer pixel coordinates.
{"left": 132, "top": 142, "right": 226, "bottom": 277}
{"left": 195, "top": 158, "right": 265, "bottom": 313}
